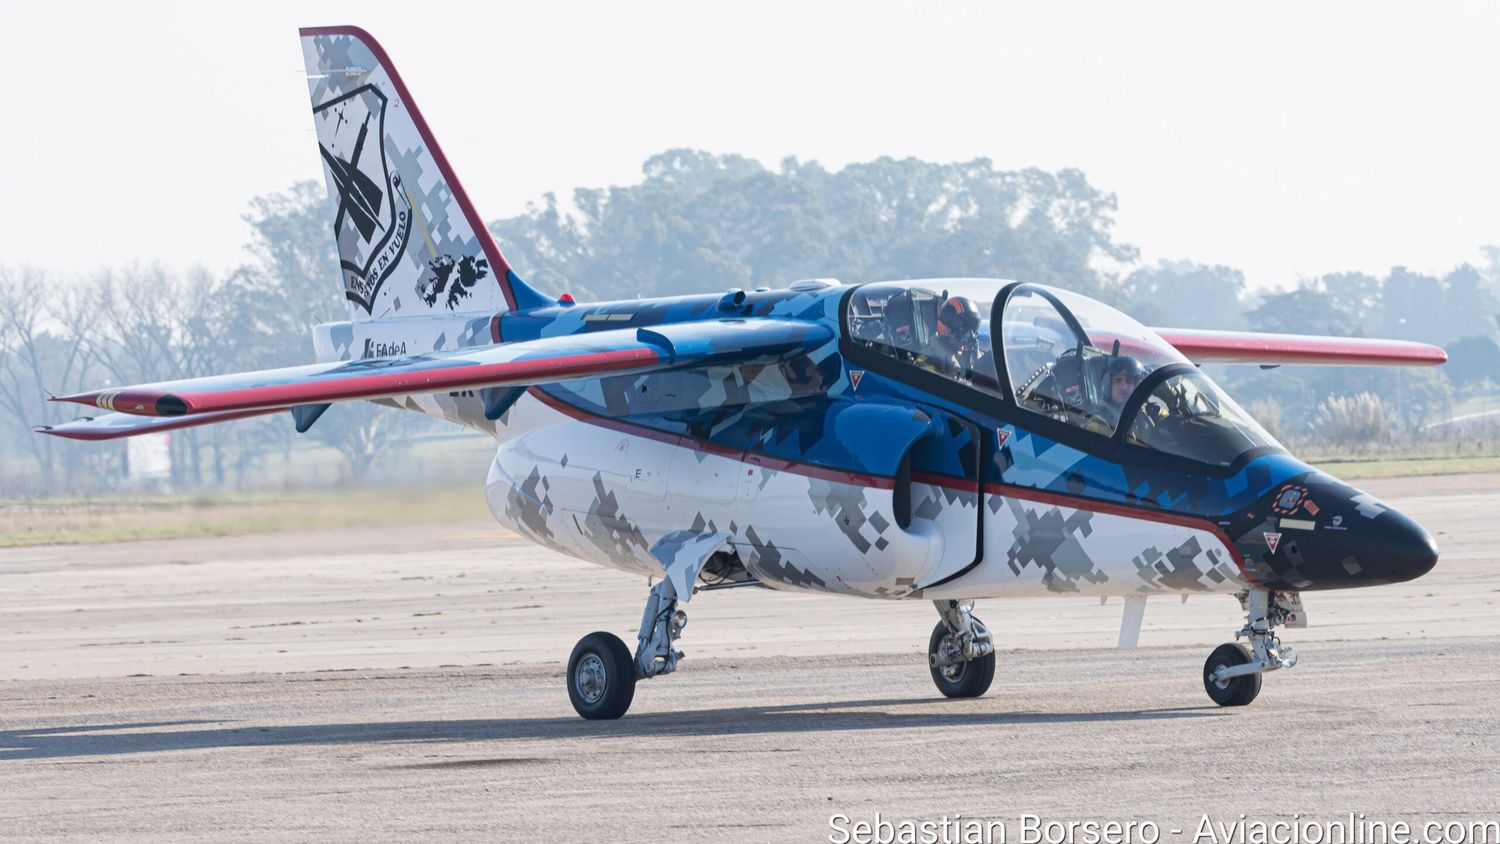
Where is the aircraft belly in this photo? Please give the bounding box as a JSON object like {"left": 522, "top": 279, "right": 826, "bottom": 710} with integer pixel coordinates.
{"left": 485, "top": 413, "right": 947, "bottom": 597}
{"left": 923, "top": 493, "right": 1251, "bottom": 600}
{"left": 486, "top": 412, "right": 671, "bottom": 576}
{"left": 375, "top": 391, "right": 503, "bottom": 437}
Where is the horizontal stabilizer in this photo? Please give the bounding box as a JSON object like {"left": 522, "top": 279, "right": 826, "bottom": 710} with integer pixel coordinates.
{"left": 53, "top": 319, "right": 833, "bottom": 419}
{"left": 1155, "top": 328, "right": 1447, "bottom": 367}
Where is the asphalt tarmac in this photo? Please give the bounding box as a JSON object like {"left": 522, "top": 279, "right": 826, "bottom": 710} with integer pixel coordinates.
{"left": 2, "top": 473, "right": 1498, "bottom": 840}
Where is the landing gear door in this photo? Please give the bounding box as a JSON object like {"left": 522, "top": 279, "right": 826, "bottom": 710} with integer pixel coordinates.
{"left": 905, "top": 407, "right": 984, "bottom": 587}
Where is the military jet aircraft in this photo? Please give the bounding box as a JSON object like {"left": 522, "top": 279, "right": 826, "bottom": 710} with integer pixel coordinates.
{"left": 39, "top": 26, "right": 1447, "bottom": 720}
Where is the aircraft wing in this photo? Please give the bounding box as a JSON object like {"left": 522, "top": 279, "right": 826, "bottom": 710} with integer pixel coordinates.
{"left": 1153, "top": 328, "right": 1447, "bottom": 366}
{"left": 34, "top": 408, "right": 283, "bottom": 441}
{"left": 46, "top": 319, "right": 832, "bottom": 429}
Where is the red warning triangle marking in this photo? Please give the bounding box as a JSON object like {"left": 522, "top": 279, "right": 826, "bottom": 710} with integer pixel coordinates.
{"left": 849, "top": 370, "right": 865, "bottom": 390}
{"left": 996, "top": 428, "right": 1011, "bottom": 447}
{"left": 1264, "top": 532, "right": 1282, "bottom": 553}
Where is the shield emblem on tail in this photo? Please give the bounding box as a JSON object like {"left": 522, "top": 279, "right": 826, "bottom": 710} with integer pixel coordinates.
{"left": 313, "top": 84, "right": 412, "bottom": 313}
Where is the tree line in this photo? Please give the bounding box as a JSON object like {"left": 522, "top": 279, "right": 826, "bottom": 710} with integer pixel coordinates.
{"left": 0, "top": 183, "right": 429, "bottom": 496}
{"left": 3, "top": 150, "right": 1498, "bottom": 496}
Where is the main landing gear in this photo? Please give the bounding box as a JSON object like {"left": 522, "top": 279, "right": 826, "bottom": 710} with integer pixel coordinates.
{"left": 928, "top": 600, "right": 996, "bottom": 698}
{"left": 1203, "top": 588, "right": 1301, "bottom": 707}
{"left": 567, "top": 575, "right": 688, "bottom": 720}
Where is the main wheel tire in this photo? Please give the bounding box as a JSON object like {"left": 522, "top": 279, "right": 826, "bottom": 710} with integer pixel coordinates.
{"left": 567, "top": 631, "right": 637, "bottom": 720}
{"left": 927, "top": 619, "right": 996, "bottom": 699}
{"left": 1203, "top": 642, "right": 1262, "bottom": 707}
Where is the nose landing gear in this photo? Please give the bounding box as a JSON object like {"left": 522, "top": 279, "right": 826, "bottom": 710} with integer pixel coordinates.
{"left": 927, "top": 600, "right": 996, "bottom": 698}
{"left": 1203, "top": 588, "right": 1303, "bottom": 707}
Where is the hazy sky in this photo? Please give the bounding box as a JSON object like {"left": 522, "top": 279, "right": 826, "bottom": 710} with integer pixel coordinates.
{"left": 3, "top": 1, "right": 1496, "bottom": 291}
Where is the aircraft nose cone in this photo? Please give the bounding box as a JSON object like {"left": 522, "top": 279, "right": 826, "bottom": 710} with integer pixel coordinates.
{"left": 1334, "top": 501, "right": 1439, "bottom": 584}
{"left": 1245, "top": 475, "right": 1439, "bottom": 590}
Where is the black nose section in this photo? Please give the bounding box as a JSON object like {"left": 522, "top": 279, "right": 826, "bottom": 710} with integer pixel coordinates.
{"left": 1341, "top": 504, "right": 1439, "bottom": 585}
{"left": 1242, "top": 476, "right": 1439, "bottom": 590}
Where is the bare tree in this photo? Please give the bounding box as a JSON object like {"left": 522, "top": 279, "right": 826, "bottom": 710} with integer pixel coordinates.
{"left": 0, "top": 266, "right": 105, "bottom": 492}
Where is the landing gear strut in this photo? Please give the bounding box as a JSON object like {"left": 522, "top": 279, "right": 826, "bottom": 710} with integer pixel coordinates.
{"left": 567, "top": 576, "right": 689, "bottom": 720}
{"left": 927, "top": 600, "right": 996, "bottom": 698}
{"left": 1203, "top": 588, "right": 1301, "bottom": 707}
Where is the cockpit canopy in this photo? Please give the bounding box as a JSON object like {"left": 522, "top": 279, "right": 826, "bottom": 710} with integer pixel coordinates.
{"left": 845, "top": 279, "right": 1283, "bottom": 466}
{"left": 846, "top": 279, "right": 1005, "bottom": 394}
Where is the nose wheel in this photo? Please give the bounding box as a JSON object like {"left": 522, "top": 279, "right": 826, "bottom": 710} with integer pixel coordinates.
{"left": 1202, "top": 642, "right": 1262, "bottom": 706}
{"left": 1202, "top": 588, "right": 1301, "bottom": 707}
{"left": 927, "top": 600, "right": 996, "bottom": 698}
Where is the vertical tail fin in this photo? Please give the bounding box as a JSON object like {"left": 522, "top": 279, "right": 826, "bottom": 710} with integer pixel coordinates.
{"left": 300, "top": 26, "right": 545, "bottom": 321}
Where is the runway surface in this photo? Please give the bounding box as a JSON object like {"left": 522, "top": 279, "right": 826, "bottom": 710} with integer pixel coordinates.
{"left": 2, "top": 473, "right": 1498, "bottom": 839}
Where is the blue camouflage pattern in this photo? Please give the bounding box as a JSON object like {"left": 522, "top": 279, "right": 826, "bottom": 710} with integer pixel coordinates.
{"left": 493, "top": 280, "right": 1431, "bottom": 593}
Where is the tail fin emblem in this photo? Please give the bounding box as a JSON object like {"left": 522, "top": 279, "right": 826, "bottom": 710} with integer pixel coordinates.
{"left": 323, "top": 113, "right": 385, "bottom": 242}
{"left": 313, "top": 85, "right": 412, "bottom": 313}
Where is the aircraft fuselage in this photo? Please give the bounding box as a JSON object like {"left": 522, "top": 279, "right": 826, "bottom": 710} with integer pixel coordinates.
{"left": 313, "top": 280, "right": 1438, "bottom": 602}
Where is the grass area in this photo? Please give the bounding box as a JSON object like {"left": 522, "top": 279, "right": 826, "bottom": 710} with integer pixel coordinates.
{"left": 1442, "top": 391, "right": 1500, "bottom": 420}
{"left": 1306, "top": 454, "right": 1500, "bottom": 480}
{"left": 0, "top": 486, "right": 490, "bottom": 547}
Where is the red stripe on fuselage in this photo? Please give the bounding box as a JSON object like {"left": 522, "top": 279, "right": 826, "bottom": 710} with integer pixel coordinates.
{"left": 910, "top": 470, "right": 979, "bottom": 493}
{"left": 520, "top": 389, "right": 1253, "bottom": 582}
{"left": 526, "top": 387, "right": 897, "bottom": 490}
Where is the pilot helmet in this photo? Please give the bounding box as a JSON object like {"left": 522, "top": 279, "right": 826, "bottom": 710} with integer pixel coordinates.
{"left": 937, "top": 296, "right": 981, "bottom": 337}
{"left": 1105, "top": 355, "right": 1148, "bottom": 384}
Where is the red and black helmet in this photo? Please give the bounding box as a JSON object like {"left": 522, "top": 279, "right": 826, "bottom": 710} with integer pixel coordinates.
{"left": 937, "top": 296, "right": 981, "bottom": 336}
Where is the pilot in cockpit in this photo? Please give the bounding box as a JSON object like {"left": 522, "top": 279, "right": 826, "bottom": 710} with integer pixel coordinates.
{"left": 1099, "top": 355, "right": 1146, "bottom": 428}
{"left": 932, "top": 295, "right": 982, "bottom": 373}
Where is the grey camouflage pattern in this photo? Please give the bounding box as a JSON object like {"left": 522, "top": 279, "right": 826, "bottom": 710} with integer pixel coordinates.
{"left": 303, "top": 31, "right": 508, "bottom": 320}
